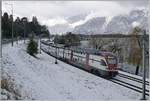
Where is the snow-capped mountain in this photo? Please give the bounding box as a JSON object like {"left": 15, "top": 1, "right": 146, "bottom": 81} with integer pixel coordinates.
{"left": 129, "top": 10, "right": 148, "bottom": 30}
{"left": 73, "top": 9, "right": 147, "bottom": 34}
{"left": 73, "top": 17, "right": 106, "bottom": 34}
{"left": 129, "top": 10, "right": 146, "bottom": 23}
{"left": 105, "top": 16, "right": 131, "bottom": 34}
{"left": 105, "top": 9, "right": 148, "bottom": 34}
{"left": 49, "top": 9, "right": 148, "bottom": 34}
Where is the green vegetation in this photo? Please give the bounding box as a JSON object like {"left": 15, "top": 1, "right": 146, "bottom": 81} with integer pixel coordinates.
{"left": 27, "top": 35, "right": 38, "bottom": 56}
{"left": 54, "top": 32, "right": 80, "bottom": 47}
{"left": 2, "top": 12, "right": 49, "bottom": 39}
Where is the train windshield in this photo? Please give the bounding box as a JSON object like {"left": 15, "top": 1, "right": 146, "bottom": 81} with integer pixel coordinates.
{"left": 100, "top": 59, "right": 107, "bottom": 66}
{"left": 107, "top": 57, "right": 117, "bottom": 64}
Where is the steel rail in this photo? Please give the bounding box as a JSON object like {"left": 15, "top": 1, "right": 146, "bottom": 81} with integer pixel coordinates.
{"left": 118, "top": 73, "right": 149, "bottom": 85}
{"left": 109, "top": 78, "right": 149, "bottom": 96}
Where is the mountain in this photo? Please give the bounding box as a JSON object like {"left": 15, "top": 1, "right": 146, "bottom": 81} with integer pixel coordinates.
{"left": 105, "top": 15, "right": 131, "bottom": 34}
{"left": 105, "top": 9, "right": 148, "bottom": 34}
{"left": 73, "top": 17, "right": 106, "bottom": 34}
{"left": 129, "top": 10, "right": 148, "bottom": 30}
{"left": 129, "top": 10, "right": 146, "bottom": 23}
{"left": 67, "top": 13, "right": 87, "bottom": 24}
{"left": 49, "top": 24, "right": 73, "bottom": 34}
{"left": 48, "top": 14, "right": 87, "bottom": 34}
{"left": 48, "top": 9, "right": 148, "bottom": 35}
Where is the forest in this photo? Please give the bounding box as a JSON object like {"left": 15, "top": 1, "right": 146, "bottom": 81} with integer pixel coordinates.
{"left": 2, "top": 12, "right": 50, "bottom": 39}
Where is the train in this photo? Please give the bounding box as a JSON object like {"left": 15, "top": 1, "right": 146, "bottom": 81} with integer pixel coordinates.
{"left": 41, "top": 40, "right": 118, "bottom": 77}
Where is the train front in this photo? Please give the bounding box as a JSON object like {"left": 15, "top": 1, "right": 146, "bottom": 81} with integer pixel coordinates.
{"left": 101, "top": 52, "right": 118, "bottom": 77}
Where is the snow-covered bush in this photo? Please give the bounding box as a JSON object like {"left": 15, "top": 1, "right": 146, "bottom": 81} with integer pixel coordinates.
{"left": 1, "top": 78, "right": 22, "bottom": 100}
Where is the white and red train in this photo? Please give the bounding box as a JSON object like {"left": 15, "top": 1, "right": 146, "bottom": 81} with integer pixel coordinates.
{"left": 41, "top": 41, "right": 118, "bottom": 77}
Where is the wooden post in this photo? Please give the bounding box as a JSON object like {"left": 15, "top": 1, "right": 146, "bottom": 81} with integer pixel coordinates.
{"left": 70, "top": 50, "right": 73, "bottom": 61}
{"left": 86, "top": 53, "right": 90, "bottom": 71}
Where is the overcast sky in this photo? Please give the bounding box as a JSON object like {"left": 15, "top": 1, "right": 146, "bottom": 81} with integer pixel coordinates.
{"left": 2, "top": 0, "right": 149, "bottom": 27}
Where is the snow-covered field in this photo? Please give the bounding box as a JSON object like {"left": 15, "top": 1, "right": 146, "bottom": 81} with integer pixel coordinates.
{"left": 1, "top": 41, "right": 143, "bottom": 100}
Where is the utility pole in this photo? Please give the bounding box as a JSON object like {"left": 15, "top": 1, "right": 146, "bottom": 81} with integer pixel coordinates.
{"left": 55, "top": 44, "right": 58, "bottom": 64}
{"left": 39, "top": 34, "right": 41, "bottom": 54}
{"left": 23, "top": 18, "right": 26, "bottom": 43}
{"left": 24, "top": 22, "right": 25, "bottom": 43}
{"left": 0, "top": 0, "right": 2, "bottom": 61}
{"left": 11, "top": 4, "right": 14, "bottom": 46}
{"left": 141, "top": 30, "right": 146, "bottom": 100}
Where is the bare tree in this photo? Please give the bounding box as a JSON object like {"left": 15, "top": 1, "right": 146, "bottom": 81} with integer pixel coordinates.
{"left": 128, "top": 27, "right": 142, "bottom": 75}
{"left": 89, "top": 37, "right": 104, "bottom": 50}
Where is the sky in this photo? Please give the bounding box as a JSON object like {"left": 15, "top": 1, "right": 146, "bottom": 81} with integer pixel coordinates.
{"left": 2, "top": 0, "right": 149, "bottom": 28}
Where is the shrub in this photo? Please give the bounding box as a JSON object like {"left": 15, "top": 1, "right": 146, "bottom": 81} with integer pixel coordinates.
{"left": 27, "top": 36, "right": 38, "bottom": 56}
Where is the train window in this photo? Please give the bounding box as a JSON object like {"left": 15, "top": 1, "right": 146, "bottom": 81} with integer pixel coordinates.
{"left": 107, "top": 58, "right": 116, "bottom": 64}
{"left": 100, "top": 60, "right": 107, "bottom": 66}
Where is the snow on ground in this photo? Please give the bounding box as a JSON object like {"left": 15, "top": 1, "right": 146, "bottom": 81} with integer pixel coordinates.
{"left": 1, "top": 41, "right": 142, "bottom": 100}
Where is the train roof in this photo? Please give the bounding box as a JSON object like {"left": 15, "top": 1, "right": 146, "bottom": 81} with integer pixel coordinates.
{"left": 71, "top": 47, "right": 116, "bottom": 57}
{"left": 96, "top": 51, "right": 116, "bottom": 57}
{"left": 41, "top": 41, "right": 116, "bottom": 57}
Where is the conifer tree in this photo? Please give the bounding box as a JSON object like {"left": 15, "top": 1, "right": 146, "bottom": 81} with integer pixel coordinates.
{"left": 27, "top": 33, "right": 38, "bottom": 56}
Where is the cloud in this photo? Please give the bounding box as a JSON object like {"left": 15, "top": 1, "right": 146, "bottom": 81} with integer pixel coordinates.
{"left": 41, "top": 17, "right": 68, "bottom": 27}
{"left": 132, "top": 21, "right": 140, "bottom": 28}
{"left": 70, "top": 11, "right": 113, "bottom": 28}
{"left": 117, "top": 0, "right": 148, "bottom": 8}
{"left": 2, "top": 1, "right": 148, "bottom": 28}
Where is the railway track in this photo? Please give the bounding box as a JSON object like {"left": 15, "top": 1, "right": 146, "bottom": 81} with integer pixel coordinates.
{"left": 118, "top": 73, "right": 149, "bottom": 85}
{"left": 110, "top": 78, "right": 149, "bottom": 96}
{"left": 109, "top": 73, "right": 149, "bottom": 96}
